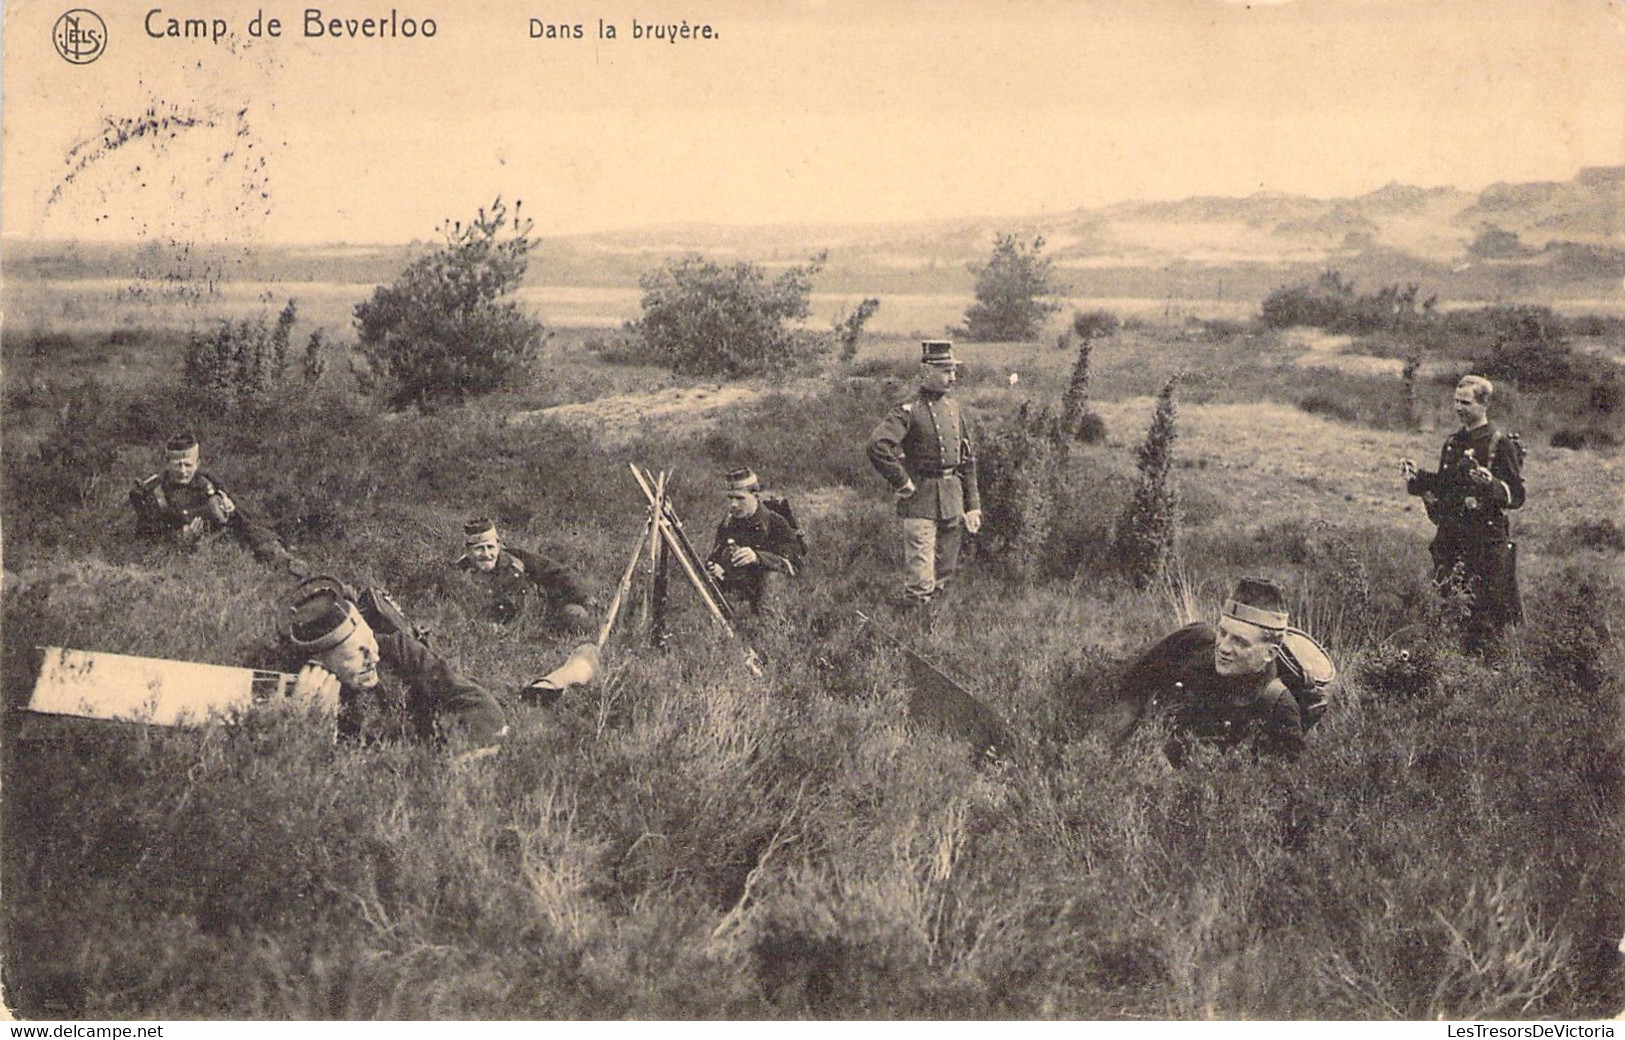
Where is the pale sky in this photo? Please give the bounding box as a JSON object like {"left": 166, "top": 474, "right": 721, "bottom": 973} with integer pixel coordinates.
{"left": 4, "top": 0, "right": 1624, "bottom": 243}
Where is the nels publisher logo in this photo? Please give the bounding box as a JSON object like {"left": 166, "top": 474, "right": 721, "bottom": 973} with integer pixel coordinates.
{"left": 54, "top": 8, "right": 107, "bottom": 64}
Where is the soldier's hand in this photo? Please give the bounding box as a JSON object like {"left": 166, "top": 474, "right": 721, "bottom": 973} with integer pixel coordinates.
{"left": 963, "top": 509, "right": 983, "bottom": 535}
{"left": 894, "top": 480, "right": 916, "bottom": 501}
{"left": 177, "top": 516, "right": 207, "bottom": 543}
{"left": 706, "top": 561, "right": 725, "bottom": 580}
{"left": 1467, "top": 464, "right": 1494, "bottom": 486}
{"left": 729, "top": 546, "right": 758, "bottom": 567}
{"left": 207, "top": 492, "right": 235, "bottom": 524}
{"left": 1399, "top": 458, "right": 1417, "bottom": 480}
{"left": 291, "top": 661, "right": 341, "bottom": 707}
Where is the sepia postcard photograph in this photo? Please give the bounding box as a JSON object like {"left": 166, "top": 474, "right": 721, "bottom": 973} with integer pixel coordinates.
{"left": 2, "top": 0, "right": 1622, "bottom": 1022}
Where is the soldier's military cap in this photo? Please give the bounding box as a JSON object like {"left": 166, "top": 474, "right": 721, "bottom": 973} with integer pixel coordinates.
{"left": 285, "top": 584, "right": 362, "bottom": 652}
{"left": 1222, "top": 577, "right": 1289, "bottom": 632}
{"left": 464, "top": 517, "right": 499, "bottom": 544}
{"left": 165, "top": 432, "right": 200, "bottom": 460}
{"left": 920, "top": 340, "right": 961, "bottom": 367}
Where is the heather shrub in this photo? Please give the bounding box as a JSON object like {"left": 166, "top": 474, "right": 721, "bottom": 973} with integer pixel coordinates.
{"left": 5, "top": 313, "right": 1623, "bottom": 1021}
{"left": 628, "top": 253, "right": 828, "bottom": 376}
{"left": 1259, "top": 270, "right": 1432, "bottom": 334}
{"left": 184, "top": 299, "right": 325, "bottom": 409}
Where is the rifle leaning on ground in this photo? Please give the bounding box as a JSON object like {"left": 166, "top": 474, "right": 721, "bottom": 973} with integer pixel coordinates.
{"left": 526, "top": 463, "right": 761, "bottom": 695}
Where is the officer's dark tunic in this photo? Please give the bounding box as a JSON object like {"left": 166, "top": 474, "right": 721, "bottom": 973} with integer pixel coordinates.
{"left": 1406, "top": 421, "right": 1526, "bottom": 642}
{"left": 1116, "top": 622, "right": 1305, "bottom": 765}
{"left": 707, "top": 506, "right": 802, "bottom": 613}
{"left": 337, "top": 630, "right": 507, "bottom": 747}
{"left": 129, "top": 470, "right": 288, "bottom": 562}
{"left": 457, "top": 545, "right": 588, "bottom": 625}
{"left": 866, "top": 388, "right": 981, "bottom": 520}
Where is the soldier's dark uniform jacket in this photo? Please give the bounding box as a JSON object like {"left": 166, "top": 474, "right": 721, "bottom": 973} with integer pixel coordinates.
{"left": 1118, "top": 622, "right": 1305, "bottom": 766}
{"left": 457, "top": 545, "right": 588, "bottom": 624}
{"left": 1406, "top": 422, "right": 1526, "bottom": 635}
{"left": 337, "top": 629, "right": 508, "bottom": 747}
{"left": 129, "top": 470, "right": 288, "bottom": 562}
{"left": 707, "top": 505, "right": 803, "bottom": 613}
{"left": 866, "top": 389, "right": 981, "bottom": 520}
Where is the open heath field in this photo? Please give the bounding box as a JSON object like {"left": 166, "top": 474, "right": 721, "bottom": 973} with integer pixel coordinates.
{"left": 2, "top": 277, "right": 1622, "bottom": 1019}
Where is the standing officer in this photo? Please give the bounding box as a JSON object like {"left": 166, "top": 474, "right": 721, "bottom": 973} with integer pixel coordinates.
{"left": 1400, "top": 374, "right": 1526, "bottom": 650}
{"left": 704, "top": 467, "right": 803, "bottom": 616}
{"left": 456, "top": 517, "right": 593, "bottom": 632}
{"left": 129, "top": 432, "right": 305, "bottom": 574}
{"left": 867, "top": 340, "right": 982, "bottom": 607}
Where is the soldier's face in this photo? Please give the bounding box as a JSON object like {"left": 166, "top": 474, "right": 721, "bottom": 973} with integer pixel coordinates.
{"left": 165, "top": 456, "right": 198, "bottom": 484}
{"left": 1453, "top": 388, "right": 1487, "bottom": 429}
{"left": 725, "top": 490, "right": 758, "bottom": 520}
{"left": 921, "top": 363, "right": 956, "bottom": 393}
{"left": 1214, "top": 616, "right": 1277, "bottom": 677}
{"left": 320, "top": 620, "right": 381, "bottom": 689}
{"left": 466, "top": 534, "right": 501, "bottom": 571}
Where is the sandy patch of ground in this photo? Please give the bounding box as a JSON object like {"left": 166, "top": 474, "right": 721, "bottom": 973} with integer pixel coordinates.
{"left": 512, "top": 385, "right": 763, "bottom": 447}
{"left": 1280, "top": 327, "right": 1354, "bottom": 354}
{"left": 1293, "top": 352, "right": 1408, "bottom": 378}
{"left": 1092, "top": 397, "right": 1618, "bottom": 542}
{"left": 1281, "top": 326, "right": 1423, "bottom": 378}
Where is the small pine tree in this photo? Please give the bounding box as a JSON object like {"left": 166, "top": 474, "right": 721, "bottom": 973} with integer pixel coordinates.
{"left": 355, "top": 197, "right": 545, "bottom": 409}
{"left": 1060, "top": 309, "right": 1117, "bottom": 442}
{"left": 302, "top": 329, "right": 329, "bottom": 387}
{"left": 834, "top": 298, "right": 881, "bottom": 364}
{"left": 1115, "top": 374, "right": 1182, "bottom": 588}
{"left": 958, "top": 233, "right": 1060, "bottom": 342}
{"left": 978, "top": 403, "right": 1062, "bottom": 582}
{"left": 1402, "top": 354, "right": 1421, "bottom": 430}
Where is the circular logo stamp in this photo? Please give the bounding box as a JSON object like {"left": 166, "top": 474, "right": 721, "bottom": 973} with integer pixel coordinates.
{"left": 53, "top": 9, "right": 107, "bottom": 64}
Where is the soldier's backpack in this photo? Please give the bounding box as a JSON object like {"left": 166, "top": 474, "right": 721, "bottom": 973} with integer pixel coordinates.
{"left": 1491, "top": 429, "right": 1526, "bottom": 468}
{"left": 1277, "top": 627, "right": 1336, "bottom": 732}
{"left": 759, "top": 493, "right": 809, "bottom": 561}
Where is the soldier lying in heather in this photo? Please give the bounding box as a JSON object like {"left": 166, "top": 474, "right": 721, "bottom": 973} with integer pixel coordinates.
{"left": 129, "top": 432, "right": 305, "bottom": 574}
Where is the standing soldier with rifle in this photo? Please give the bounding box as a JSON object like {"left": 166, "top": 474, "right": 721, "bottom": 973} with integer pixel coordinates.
{"left": 1400, "top": 374, "right": 1526, "bottom": 651}
{"left": 867, "top": 340, "right": 982, "bottom": 608}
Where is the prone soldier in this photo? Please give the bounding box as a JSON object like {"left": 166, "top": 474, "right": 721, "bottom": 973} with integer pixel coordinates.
{"left": 456, "top": 517, "right": 593, "bottom": 633}
{"left": 704, "top": 467, "right": 804, "bottom": 616}
{"left": 129, "top": 432, "right": 305, "bottom": 574}
{"left": 282, "top": 577, "right": 508, "bottom": 751}
{"left": 866, "top": 340, "right": 982, "bottom": 607}
{"left": 1110, "top": 578, "right": 1329, "bottom": 766}
{"left": 1399, "top": 374, "right": 1526, "bottom": 651}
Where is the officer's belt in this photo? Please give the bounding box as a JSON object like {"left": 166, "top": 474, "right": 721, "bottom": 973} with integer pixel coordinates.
{"left": 907, "top": 464, "right": 961, "bottom": 477}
